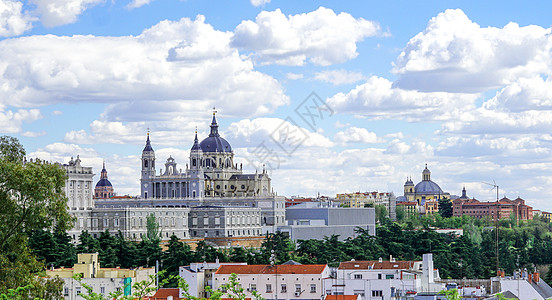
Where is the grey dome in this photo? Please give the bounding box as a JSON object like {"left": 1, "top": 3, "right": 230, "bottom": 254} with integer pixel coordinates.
{"left": 199, "top": 113, "right": 232, "bottom": 153}
{"left": 96, "top": 178, "right": 113, "bottom": 187}
{"left": 414, "top": 180, "right": 443, "bottom": 195}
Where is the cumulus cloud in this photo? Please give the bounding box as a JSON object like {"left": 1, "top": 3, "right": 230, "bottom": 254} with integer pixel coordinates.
{"left": 286, "top": 72, "right": 303, "bottom": 80}
{"left": 0, "top": 108, "right": 42, "bottom": 133}
{"left": 0, "top": 15, "right": 288, "bottom": 119}
{"left": 483, "top": 76, "right": 552, "bottom": 112}
{"left": 250, "top": 0, "right": 270, "bottom": 7}
{"left": 334, "top": 126, "right": 381, "bottom": 145}
{"left": 30, "top": 0, "right": 103, "bottom": 27}
{"left": 126, "top": 0, "right": 153, "bottom": 9}
{"left": 313, "top": 69, "right": 365, "bottom": 85}
{"left": 327, "top": 76, "right": 478, "bottom": 121}
{"left": 226, "top": 118, "right": 334, "bottom": 149}
{"left": 0, "top": 0, "right": 34, "bottom": 36}
{"left": 392, "top": 9, "right": 552, "bottom": 93}
{"left": 231, "top": 7, "right": 381, "bottom": 66}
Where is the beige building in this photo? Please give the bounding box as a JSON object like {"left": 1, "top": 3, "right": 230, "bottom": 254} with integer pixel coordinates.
{"left": 46, "top": 253, "right": 155, "bottom": 300}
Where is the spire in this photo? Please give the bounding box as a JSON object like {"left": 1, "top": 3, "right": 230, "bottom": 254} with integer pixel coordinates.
{"left": 101, "top": 161, "right": 108, "bottom": 180}
{"left": 143, "top": 131, "right": 154, "bottom": 152}
{"left": 191, "top": 127, "right": 201, "bottom": 150}
{"left": 209, "top": 107, "right": 220, "bottom": 137}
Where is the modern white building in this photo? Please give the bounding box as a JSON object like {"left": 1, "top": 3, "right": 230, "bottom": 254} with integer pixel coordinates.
{"left": 491, "top": 270, "right": 552, "bottom": 300}
{"left": 213, "top": 264, "right": 331, "bottom": 300}
{"left": 325, "top": 254, "right": 444, "bottom": 300}
{"left": 179, "top": 260, "right": 247, "bottom": 298}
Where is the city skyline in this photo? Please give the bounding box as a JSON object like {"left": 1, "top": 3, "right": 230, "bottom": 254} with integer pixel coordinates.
{"left": 1, "top": 1, "right": 552, "bottom": 210}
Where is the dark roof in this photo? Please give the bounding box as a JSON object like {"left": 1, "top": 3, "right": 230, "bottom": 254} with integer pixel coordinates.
{"left": 414, "top": 180, "right": 443, "bottom": 195}
{"left": 191, "top": 131, "right": 200, "bottom": 151}
{"left": 95, "top": 178, "right": 112, "bottom": 187}
{"left": 143, "top": 134, "right": 154, "bottom": 152}
{"left": 199, "top": 113, "right": 232, "bottom": 153}
{"left": 229, "top": 174, "right": 261, "bottom": 180}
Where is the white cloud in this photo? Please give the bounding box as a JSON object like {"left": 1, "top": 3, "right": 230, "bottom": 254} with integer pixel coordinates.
{"left": 126, "top": 0, "right": 152, "bottom": 9}
{"left": 30, "top": 0, "right": 103, "bottom": 27}
{"left": 392, "top": 9, "right": 552, "bottom": 93}
{"left": 327, "top": 76, "right": 478, "bottom": 121}
{"left": 231, "top": 7, "right": 381, "bottom": 66}
{"left": 483, "top": 76, "right": 552, "bottom": 112}
{"left": 313, "top": 69, "right": 365, "bottom": 85}
{"left": 226, "top": 117, "right": 334, "bottom": 149}
{"left": 285, "top": 72, "right": 303, "bottom": 80}
{"left": 0, "top": 0, "right": 34, "bottom": 36}
{"left": 250, "top": 0, "right": 270, "bottom": 7}
{"left": 21, "top": 130, "right": 46, "bottom": 137}
{"left": 0, "top": 16, "right": 288, "bottom": 119}
{"left": 52, "top": 110, "right": 63, "bottom": 115}
{"left": 334, "top": 126, "right": 381, "bottom": 145}
{"left": 0, "top": 108, "right": 42, "bottom": 133}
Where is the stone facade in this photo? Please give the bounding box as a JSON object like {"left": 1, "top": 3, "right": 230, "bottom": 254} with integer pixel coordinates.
{"left": 64, "top": 112, "right": 285, "bottom": 241}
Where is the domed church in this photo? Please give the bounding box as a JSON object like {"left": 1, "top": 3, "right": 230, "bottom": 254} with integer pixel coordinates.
{"left": 94, "top": 162, "right": 115, "bottom": 199}
{"left": 404, "top": 164, "right": 450, "bottom": 205}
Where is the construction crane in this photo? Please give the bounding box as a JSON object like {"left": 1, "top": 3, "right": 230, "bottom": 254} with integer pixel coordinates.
{"left": 482, "top": 181, "right": 500, "bottom": 274}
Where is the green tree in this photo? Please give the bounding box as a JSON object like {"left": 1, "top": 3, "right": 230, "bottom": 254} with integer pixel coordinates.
{"left": 0, "top": 136, "right": 72, "bottom": 292}
{"left": 438, "top": 198, "right": 453, "bottom": 218}
{"left": 375, "top": 204, "right": 389, "bottom": 224}
{"left": 163, "top": 235, "right": 193, "bottom": 287}
{"left": 76, "top": 230, "right": 100, "bottom": 254}
{"left": 145, "top": 213, "right": 160, "bottom": 243}
{"left": 396, "top": 206, "right": 406, "bottom": 223}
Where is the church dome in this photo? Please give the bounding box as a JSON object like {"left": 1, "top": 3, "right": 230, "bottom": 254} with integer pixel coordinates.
{"left": 414, "top": 180, "right": 443, "bottom": 195}
{"left": 96, "top": 178, "right": 113, "bottom": 187}
{"left": 199, "top": 112, "right": 232, "bottom": 153}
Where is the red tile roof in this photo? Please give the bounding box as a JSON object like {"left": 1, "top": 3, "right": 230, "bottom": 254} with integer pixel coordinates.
{"left": 216, "top": 264, "right": 327, "bottom": 275}
{"left": 338, "top": 260, "right": 418, "bottom": 270}
{"left": 325, "top": 295, "right": 359, "bottom": 300}
{"left": 145, "top": 288, "right": 182, "bottom": 300}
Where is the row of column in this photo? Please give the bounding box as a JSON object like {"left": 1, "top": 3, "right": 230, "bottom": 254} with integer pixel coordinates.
{"left": 152, "top": 181, "right": 191, "bottom": 199}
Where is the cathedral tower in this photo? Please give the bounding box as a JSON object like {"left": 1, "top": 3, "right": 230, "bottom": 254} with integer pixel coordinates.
{"left": 140, "top": 132, "right": 156, "bottom": 198}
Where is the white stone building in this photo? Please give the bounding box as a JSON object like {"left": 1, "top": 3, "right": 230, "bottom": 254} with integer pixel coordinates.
{"left": 62, "top": 156, "right": 95, "bottom": 240}
{"left": 325, "top": 254, "right": 443, "bottom": 300}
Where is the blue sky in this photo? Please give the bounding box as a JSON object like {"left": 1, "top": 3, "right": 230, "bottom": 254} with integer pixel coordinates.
{"left": 3, "top": 0, "right": 552, "bottom": 211}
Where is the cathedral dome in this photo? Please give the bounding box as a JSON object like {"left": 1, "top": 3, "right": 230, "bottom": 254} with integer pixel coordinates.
{"left": 199, "top": 112, "right": 232, "bottom": 153}
{"left": 414, "top": 180, "right": 443, "bottom": 195}
{"left": 96, "top": 178, "right": 113, "bottom": 187}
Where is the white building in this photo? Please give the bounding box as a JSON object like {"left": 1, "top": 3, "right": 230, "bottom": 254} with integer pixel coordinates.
{"left": 326, "top": 254, "right": 443, "bottom": 300}
{"left": 491, "top": 270, "right": 552, "bottom": 300}
{"left": 213, "top": 264, "right": 331, "bottom": 300}
{"left": 179, "top": 261, "right": 247, "bottom": 298}
{"left": 62, "top": 156, "right": 95, "bottom": 240}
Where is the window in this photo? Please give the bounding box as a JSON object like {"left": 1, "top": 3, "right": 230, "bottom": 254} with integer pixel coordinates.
{"left": 64, "top": 288, "right": 69, "bottom": 296}
{"left": 310, "top": 284, "right": 316, "bottom": 293}
{"left": 250, "top": 284, "right": 256, "bottom": 292}
{"left": 281, "top": 284, "right": 287, "bottom": 293}
{"left": 372, "top": 290, "right": 383, "bottom": 297}
{"left": 354, "top": 274, "right": 362, "bottom": 279}
{"left": 100, "top": 287, "right": 105, "bottom": 294}
{"left": 378, "top": 273, "right": 382, "bottom": 279}
{"left": 266, "top": 284, "right": 272, "bottom": 293}
{"left": 114, "top": 218, "right": 119, "bottom": 227}
{"left": 385, "top": 274, "right": 394, "bottom": 279}
{"left": 193, "top": 218, "right": 197, "bottom": 225}
{"left": 103, "top": 219, "right": 108, "bottom": 227}
{"left": 295, "top": 284, "right": 301, "bottom": 293}
{"left": 76, "top": 287, "right": 81, "bottom": 295}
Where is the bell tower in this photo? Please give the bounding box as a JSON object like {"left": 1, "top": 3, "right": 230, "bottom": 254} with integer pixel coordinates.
{"left": 141, "top": 131, "right": 156, "bottom": 198}
{"left": 189, "top": 128, "right": 204, "bottom": 199}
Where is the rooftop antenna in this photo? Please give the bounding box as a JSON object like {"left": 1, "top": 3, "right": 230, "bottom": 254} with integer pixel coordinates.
{"left": 482, "top": 180, "right": 500, "bottom": 274}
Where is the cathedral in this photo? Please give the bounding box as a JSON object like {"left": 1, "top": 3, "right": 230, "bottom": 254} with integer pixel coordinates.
{"left": 403, "top": 164, "right": 450, "bottom": 205}
{"left": 64, "top": 111, "right": 285, "bottom": 241}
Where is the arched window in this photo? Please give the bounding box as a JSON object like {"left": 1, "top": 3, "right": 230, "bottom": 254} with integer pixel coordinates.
{"left": 144, "top": 160, "right": 148, "bottom": 168}
{"left": 192, "top": 158, "right": 196, "bottom": 167}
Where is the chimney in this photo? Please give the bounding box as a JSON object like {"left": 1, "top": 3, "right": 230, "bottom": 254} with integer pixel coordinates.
{"left": 528, "top": 273, "right": 533, "bottom": 283}
{"left": 378, "top": 257, "right": 382, "bottom": 263}
{"left": 389, "top": 255, "right": 393, "bottom": 261}
{"left": 534, "top": 272, "right": 540, "bottom": 283}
